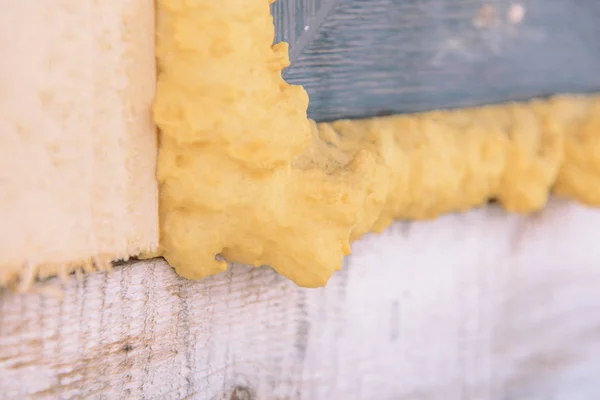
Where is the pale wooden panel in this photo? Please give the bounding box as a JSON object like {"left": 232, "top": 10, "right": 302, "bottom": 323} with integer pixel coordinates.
{"left": 1, "top": 200, "right": 600, "bottom": 399}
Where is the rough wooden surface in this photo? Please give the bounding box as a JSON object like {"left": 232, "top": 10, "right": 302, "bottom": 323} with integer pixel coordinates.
{"left": 2, "top": 199, "right": 600, "bottom": 399}
{"left": 274, "top": 0, "right": 600, "bottom": 121}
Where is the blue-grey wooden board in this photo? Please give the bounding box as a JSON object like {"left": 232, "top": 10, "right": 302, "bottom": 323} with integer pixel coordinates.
{"left": 271, "top": 0, "right": 600, "bottom": 122}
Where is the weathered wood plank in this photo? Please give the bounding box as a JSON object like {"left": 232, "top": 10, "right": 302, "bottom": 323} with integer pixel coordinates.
{"left": 276, "top": 0, "right": 600, "bottom": 121}
{"left": 2, "top": 200, "right": 600, "bottom": 399}
{"left": 271, "top": 0, "right": 339, "bottom": 65}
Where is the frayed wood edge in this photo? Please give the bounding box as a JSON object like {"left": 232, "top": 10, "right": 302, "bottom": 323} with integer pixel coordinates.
{"left": 0, "top": 244, "right": 160, "bottom": 295}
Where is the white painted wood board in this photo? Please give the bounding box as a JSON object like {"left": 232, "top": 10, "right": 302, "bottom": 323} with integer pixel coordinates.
{"left": 1, "top": 199, "right": 600, "bottom": 399}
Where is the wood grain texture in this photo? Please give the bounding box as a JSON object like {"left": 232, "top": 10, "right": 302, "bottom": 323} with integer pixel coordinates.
{"left": 2, "top": 199, "right": 600, "bottom": 399}
{"left": 271, "top": 0, "right": 340, "bottom": 65}
{"left": 275, "top": 0, "right": 600, "bottom": 121}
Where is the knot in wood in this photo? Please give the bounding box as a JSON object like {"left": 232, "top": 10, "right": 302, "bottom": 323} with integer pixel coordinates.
{"left": 229, "top": 386, "right": 253, "bottom": 400}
